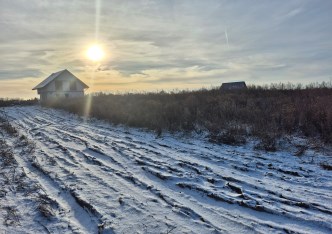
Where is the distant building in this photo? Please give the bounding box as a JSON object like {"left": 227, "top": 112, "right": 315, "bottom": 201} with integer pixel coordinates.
{"left": 220, "top": 81, "right": 247, "bottom": 90}
{"left": 32, "top": 69, "right": 89, "bottom": 103}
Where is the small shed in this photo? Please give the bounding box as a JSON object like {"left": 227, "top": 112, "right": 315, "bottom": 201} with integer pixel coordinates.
{"left": 220, "top": 81, "right": 247, "bottom": 90}
{"left": 32, "top": 69, "right": 89, "bottom": 103}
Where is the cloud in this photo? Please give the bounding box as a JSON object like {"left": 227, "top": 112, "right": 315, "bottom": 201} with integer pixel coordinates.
{"left": 0, "top": 69, "right": 43, "bottom": 80}
{"left": 0, "top": 0, "right": 332, "bottom": 98}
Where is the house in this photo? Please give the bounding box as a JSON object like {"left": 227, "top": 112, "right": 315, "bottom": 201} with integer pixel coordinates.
{"left": 220, "top": 81, "right": 247, "bottom": 90}
{"left": 32, "top": 69, "right": 89, "bottom": 103}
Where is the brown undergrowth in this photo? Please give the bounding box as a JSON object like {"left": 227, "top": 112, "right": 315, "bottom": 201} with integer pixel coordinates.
{"left": 42, "top": 82, "right": 332, "bottom": 149}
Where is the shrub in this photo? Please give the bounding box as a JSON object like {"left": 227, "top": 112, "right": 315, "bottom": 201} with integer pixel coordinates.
{"left": 44, "top": 82, "right": 332, "bottom": 146}
{"left": 0, "top": 98, "right": 38, "bottom": 107}
{"left": 209, "top": 125, "right": 247, "bottom": 146}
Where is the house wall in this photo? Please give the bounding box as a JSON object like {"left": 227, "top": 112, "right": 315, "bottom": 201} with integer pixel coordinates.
{"left": 38, "top": 71, "right": 86, "bottom": 103}
{"left": 39, "top": 91, "right": 84, "bottom": 103}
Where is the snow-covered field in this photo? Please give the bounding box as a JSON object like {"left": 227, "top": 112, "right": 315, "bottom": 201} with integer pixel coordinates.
{"left": 0, "top": 106, "right": 331, "bottom": 234}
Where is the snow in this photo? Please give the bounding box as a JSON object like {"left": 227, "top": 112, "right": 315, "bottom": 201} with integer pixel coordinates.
{"left": 0, "top": 106, "right": 331, "bottom": 233}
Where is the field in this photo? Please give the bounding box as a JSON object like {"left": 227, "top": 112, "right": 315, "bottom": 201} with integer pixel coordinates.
{"left": 0, "top": 106, "right": 331, "bottom": 233}
{"left": 48, "top": 85, "right": 332, "bottom": 146}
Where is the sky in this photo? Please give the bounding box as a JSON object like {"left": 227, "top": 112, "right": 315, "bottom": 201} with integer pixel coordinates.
{"left": 1, "top": 0, "right": 332, "bottom": 98}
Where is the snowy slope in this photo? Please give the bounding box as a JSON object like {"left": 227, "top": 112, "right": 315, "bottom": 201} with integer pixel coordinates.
{"left": 1, "top": 106, "right": 331, "bottom": 234}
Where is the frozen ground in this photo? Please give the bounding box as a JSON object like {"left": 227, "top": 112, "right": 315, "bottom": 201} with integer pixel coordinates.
{"left": 0, "top": 106, "right": 331, "bottom": 234}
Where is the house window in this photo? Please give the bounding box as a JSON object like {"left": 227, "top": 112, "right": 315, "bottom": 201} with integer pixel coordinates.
{"left": 55, "top": 80, "right": 62, "bottom": 91}
{"left": 70, "top": 82, "right": 77, "bottom": 91}
{"left": 65, "top": 93, "right": 69, "bottom": 98}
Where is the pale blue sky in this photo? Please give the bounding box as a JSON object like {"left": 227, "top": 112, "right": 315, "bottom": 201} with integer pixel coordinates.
{"left": 0, "top": 0, "right": 331, "bottom": 98}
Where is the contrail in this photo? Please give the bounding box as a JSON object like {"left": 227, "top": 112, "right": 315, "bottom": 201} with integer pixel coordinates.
{"left": 225, "top": 28, "right": 229, "bottom": 47}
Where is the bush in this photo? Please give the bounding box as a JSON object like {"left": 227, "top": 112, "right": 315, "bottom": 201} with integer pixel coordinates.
{"left": 209, "top": 125, "right": 247, "bottom": 145}
{"left": 0, "top": 98, "right": 38, "bottom": 107}
{"left": 254, "top": 135, "right": 277, "bottom": 152}
{"left": 44, "top": 82, "right": 332, "bottom": 146}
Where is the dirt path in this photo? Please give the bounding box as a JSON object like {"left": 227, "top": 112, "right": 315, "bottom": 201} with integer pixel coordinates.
{"left": 1, "top": 106, "right": 331, "bottom": 233}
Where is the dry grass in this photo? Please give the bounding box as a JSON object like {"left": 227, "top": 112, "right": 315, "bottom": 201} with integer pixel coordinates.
{"left": 320, "top": 162, "right": 332, "bottom": 171}
{"left": 0, "top": 98, "right": 38, "bottom": 107}
{"left": 46, "top": 82, "right": 332, "bottom": 149}
{"left": 0, "top": 117, "right": 57, "bottom": 227}
{"left": 3, "top": 206, "right": 21, "bottom": 226}
{"left": 36, "top": 194, "right": 57, "bottom": 219}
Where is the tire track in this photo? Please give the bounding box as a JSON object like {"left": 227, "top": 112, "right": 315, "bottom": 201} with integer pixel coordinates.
{"left": 4, "top": 106, "right": 332, "bottom": 234}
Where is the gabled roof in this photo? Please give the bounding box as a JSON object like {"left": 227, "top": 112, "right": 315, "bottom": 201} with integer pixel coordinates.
{"left": 220, "top": 81, "right": 247, "bottom": 90}
{"left": 222, "top": 81, "right": 246, "bottom": 86}
{"left": 32, "top": 69, "right": 89, "bottom": 90}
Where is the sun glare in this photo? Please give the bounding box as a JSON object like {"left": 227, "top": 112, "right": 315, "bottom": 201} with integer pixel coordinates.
{"left": 86, "top": 44, "right": 104, "bottom": 61}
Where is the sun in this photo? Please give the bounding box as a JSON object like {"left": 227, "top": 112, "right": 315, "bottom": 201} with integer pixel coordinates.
{"left": 86, "top": 44, "right": 104, "bottom": 61}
